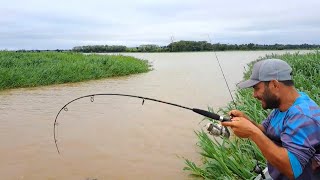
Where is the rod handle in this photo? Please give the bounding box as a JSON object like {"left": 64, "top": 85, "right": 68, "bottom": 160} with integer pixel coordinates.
{"left": 192, "top": 108, "right": 231, "bottom": 122}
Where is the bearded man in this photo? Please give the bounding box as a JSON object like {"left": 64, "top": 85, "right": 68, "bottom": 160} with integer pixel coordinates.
{"left": 222, "top": 59, "right": 320, "bottom": 180}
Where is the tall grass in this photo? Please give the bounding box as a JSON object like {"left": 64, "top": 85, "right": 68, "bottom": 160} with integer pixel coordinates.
{"left": 0, "top": 51, "right": 151, "bottom": 90}
{"left": 184, "top": 51, "right": 320, "bottom": 179}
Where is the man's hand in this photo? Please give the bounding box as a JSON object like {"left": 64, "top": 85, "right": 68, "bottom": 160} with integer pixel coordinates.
{"left": 228, "top": 109, "right": 248, "bottom": 119}
{"left": 221, "top": 117, "right": 260, "bottom": 138}
{"left": 228, "top": 109, "right": 265, "bottom": 133}
{"left": 228, "top": 109, "right": 247, "bottom": 117}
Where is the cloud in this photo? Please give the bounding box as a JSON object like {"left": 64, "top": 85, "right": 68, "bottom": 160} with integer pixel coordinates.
{"left": 1, "top": 0, "right": 320, "bottom": 49}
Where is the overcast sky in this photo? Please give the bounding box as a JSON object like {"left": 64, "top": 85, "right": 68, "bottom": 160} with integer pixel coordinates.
{"left": 1, "top": 0, "right": 320, "bottom": 50}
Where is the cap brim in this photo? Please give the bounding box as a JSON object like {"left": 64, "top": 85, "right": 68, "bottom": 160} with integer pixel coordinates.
{"left": 237, "top": 79, "right": 260, "bottom": 89}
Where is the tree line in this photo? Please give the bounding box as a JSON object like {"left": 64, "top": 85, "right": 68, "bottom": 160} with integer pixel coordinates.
{"left": 72, "top": 41, "right": 320, "bottom": 52}
{"left": 10, "top": 41, "right": 320, "bottom": 52}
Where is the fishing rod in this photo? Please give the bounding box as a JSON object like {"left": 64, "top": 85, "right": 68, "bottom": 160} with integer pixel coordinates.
{"left": 208, "top": 35, "right": 265, "bottom": 179}
{"left": 53, "top": 38, "right": 265, "bottom": 178}
{"left": 53, "top": 93, "right": 231, "bottom": 154}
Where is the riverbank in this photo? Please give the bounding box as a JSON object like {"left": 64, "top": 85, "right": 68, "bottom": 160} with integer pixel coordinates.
{"left": 0, "top": 51, "right": 151, "bottom": 90}
{"left": 184, "top": 51, "right": 320, "bottom": 179}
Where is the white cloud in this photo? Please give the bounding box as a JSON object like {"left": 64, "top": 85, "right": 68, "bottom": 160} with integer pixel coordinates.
{"left": 1, "top": 0, "right": 320, "bottom": 49}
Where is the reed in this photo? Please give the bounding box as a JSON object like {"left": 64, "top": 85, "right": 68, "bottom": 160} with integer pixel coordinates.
{"left": 184, "top": 51, "right": 320, "bottom": 179}
{"left": 0, "top": 51, "right": 151, "bottom": 90}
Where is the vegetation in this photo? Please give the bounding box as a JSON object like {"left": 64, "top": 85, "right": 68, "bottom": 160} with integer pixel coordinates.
{"left": 184, "top": 51, "right": 320, "bottom": 179}
{"left": 0, "top": 51, "right": 151, "bottom": 90}
{"left": 71, "top": 41, "right": 320, "bottom": 53}
{"left": 7, "top": 41, "right": 320, "bottom": 53}
{"left": 72, "top": 45, "right": 127, "bottom": 53}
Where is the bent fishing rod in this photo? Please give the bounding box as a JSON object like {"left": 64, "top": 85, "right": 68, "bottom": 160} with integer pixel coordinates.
{"left": 53, "top": 38, "right": 265, "bottom": 178}
{"left": 53, "top": 93, "right": 231, "bottom": 154}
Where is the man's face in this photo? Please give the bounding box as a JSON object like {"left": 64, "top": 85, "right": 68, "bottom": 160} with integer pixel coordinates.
{"left": 253, "top": 82, "right": 280, "bottom": 109}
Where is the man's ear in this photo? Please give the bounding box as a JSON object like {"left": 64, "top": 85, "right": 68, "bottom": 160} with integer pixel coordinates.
{"left": 270, "top": 79, "right": 280, "bottom": 89}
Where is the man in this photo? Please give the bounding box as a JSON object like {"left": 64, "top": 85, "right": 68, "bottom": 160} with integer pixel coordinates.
{"left": 221, "top": 59, "right": 320, "bottom": 180}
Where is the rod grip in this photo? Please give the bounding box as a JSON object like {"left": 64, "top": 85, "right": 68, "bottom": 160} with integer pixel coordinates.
{"left": 192, "top": 108, "right": 231, "bottom": 122}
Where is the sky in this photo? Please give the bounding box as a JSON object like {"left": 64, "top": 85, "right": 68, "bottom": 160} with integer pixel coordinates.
{"left": 1, "top": 0, "right": 320, "bottom": 50}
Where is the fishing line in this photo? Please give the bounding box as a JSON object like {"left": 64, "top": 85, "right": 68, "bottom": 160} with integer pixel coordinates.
{"left": 53, "top": 93, "right": 231, "bottom": 154}
{"left": 208, "top": 35, "right": 265, "bottom": 179}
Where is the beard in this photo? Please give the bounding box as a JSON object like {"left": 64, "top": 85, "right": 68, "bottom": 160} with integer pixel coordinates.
{"left": 261, "top": 87, "right": 280, "bottom": 109}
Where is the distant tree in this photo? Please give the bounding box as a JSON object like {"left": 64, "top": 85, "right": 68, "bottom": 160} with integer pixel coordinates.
{"left": 69, "top": 42, "right": 320, "bottom": 53}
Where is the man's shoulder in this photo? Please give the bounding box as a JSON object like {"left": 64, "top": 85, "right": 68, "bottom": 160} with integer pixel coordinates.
{"left": 289, "top": 101, "right": 320, "bottom": 120}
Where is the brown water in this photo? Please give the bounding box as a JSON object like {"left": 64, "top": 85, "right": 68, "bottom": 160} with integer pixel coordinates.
{"left": 0, "top": 51, "right": 308, "bottom": 180}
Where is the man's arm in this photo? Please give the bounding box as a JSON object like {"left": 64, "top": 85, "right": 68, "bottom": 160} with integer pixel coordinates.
{"left": 222, "top": 117, "right": 294, "bottom": 179}
{"left": 250, "top": 126, "right": 294, "bottom": 179}
{"left": 250, "top": 120, "right": 265, "bottom": 133}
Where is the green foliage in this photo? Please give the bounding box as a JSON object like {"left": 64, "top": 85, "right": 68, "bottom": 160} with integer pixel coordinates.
{"left": 72, "top": 45, "right": 127, "bottom": 53}
{"left": 66, "top": 42, "right": 320, "bottom": 53}
{"left": 4, "top": 42, "right": 319, "bottom": 53}
{"left": 167, "top": 41, "right": 213, "bottom": 52}
{"left": 0, "top": 51, "right": 151, "bottom": 90}
{"left": 184, "top": 51, "right": 320, "bottom": 179}
{"left": 131, "top": 41, "right": 313, "bottom": 52}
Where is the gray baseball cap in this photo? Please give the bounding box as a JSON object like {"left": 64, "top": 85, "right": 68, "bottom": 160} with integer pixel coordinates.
{"left": 237, "top": 59, "right": 293, "bottom": 89}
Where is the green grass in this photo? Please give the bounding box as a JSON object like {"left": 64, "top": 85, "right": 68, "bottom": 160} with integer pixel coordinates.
{"left": 0, "top": 51, "right": 151, "bottom": 90}
{"left": 184, "top": 51, "right": 320, "bottom": 179}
